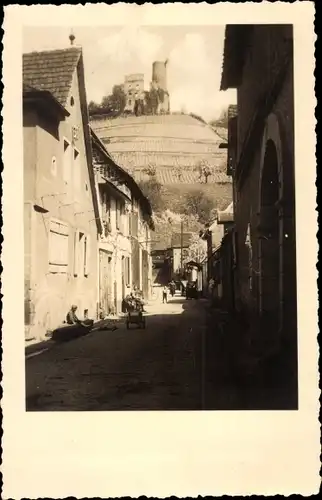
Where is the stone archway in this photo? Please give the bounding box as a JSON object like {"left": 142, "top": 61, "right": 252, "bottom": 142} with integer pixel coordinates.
{"left": 258, "top": 138, "right": 281, "bottom": 332}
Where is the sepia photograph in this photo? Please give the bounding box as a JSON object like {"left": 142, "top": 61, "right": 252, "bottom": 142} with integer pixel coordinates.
{"left": 21, "top": 22, "right": 300, "bottom": 412}
{"left": 22, "top": 22, "right": 299, "bottom": 412}
{"left": 2, "top": 3, "right": 319, "bottom": 498}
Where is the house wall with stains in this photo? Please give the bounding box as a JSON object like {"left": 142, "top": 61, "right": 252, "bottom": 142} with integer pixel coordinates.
{"left": 97, "top": 184, "right": 132, "bottom": 315}
{"left": 24, "top": 68, "right": 99, "bottom": 342}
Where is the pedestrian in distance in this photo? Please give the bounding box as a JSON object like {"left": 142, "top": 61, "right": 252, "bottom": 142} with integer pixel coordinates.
{"left": 169, "top": 280, "right": 176, "bottom": 297}
{"left": 162, "top": 285, "right": 168, "bottom": 303}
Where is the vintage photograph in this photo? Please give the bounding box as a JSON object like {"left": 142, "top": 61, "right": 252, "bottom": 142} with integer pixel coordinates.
{"left": 23, "top": 23, "right": 298, "bottom": 412}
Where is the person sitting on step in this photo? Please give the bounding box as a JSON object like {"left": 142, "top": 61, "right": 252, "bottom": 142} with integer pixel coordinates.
{"left": 66, "top": 305, "right": 94, "bottom": 328}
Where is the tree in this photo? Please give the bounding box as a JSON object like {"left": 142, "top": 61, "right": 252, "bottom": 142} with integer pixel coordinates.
{"left": 142, "top": 164, "right": 157, "bottom": 177}
{"left": 194, "top": 159, "right": 212, "bottom": 184}
{"left": 183, "top": 189, "right": 215, "bottom": 224}
{"left": 138, "top": 176, "right": 164, "bottom": 212}
{"left": 134, "top": 99, "right": 144, "bottom": 117}
{"left": 88, "top": 100, "right": 101, "bottom": 115}
{"left": 149, "top": 88, "right": 159, "bottom": 115}
{"left": 88, "top": 84, "right": 126, "bottom": 118}
{"left": 183, "top": 233, "right": 207, "bottom": 265}
{"left": 209, "top": 108, "right": 229, "bottom": 129}
{"left": 105, "top": 84, "right": 126, "bottom": 116}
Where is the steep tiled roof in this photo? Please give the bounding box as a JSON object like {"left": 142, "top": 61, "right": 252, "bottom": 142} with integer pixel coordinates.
{"left": 220, "top": 25, "right": 254, "bottom": 90}
{"left": 23, "top": 83, "right": 39, "bottom": 93}
{"left": 23, "top": 47, "right": 82, "bottom": 107}
{"left": 90, "top": 128, "right": 154, "bottom": 229}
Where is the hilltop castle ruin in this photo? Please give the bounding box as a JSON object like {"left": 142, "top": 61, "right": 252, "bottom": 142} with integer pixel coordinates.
{"left": 124, "top": 60, "right": 170, "bottom": 116}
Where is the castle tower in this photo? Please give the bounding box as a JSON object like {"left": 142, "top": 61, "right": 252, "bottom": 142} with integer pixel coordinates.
{"left": 152, "top": 61, "right": 167, "bottom": 91}
{"left": 151, "top": 60, "right": 170, "bottom": 114}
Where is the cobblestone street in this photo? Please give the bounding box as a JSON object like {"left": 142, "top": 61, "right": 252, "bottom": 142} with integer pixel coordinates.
{"left": 26, "top": 292, "right": 208, "bottom": 411}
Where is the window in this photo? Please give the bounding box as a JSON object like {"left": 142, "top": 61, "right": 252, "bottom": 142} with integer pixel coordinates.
{"left": 128, "top": 100, "right": 132, "bottom": 106}
{"left": 125, "top": 256, "right": 130, "bottom": 286}
{"left": 74, "top": 230, "right": 90, "bottom": 277}
{"left": 49, "top": 220, "right": 69, "bottom": 273}
{"left": 63, "top": 138, "right": 71, "bottom": 183}
{"left": 102, "top": 190, "right": 111, "bottom": 227}
{"left": 105, "top": 192, "right": 111, "bottom": 223}
{"left": 131, "top": 211, "right": 138, "bottom": 237}
{"left": 116, "top": 199, "right": 120, "bottom": 230}
{"left": 73, "top": 148, "right": 81, "bottom": 191}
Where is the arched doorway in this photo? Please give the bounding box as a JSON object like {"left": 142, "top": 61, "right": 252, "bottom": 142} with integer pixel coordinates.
{"left": 259, "top": 139, "right": 280, "bottom": 333}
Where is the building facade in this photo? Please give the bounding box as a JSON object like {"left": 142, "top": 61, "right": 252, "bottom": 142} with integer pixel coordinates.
{"left": 23, "top": 47, "right": 101, "bottom": 342}
{"left": 124, "top": 73, "right": 145, "bottom": 113}
{"left": 165, "top": 232, "right": 192, "bottom": 279}
{"left": 91, "top": 129, "right": 154, "bottom": 315}
{"left": 220, "top": 24, "right": 297, "bottom": 403}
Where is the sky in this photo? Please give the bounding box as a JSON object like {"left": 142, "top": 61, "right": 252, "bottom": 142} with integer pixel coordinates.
{"left": 23, "top": 25, "right": 236, "bottom": 121}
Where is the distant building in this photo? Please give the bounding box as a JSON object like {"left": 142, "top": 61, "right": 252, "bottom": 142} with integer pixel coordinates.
{"left": 122, "top": 62, "right": 170, "bottom": 116}
{"left": 124, "top": 73, "right": 144, "bottom": 113}
{"left": 166, "top": 232, "right": 192, "bottom": 278}
{"left": 23, "top": 47, "right": 101, "bottom": 342}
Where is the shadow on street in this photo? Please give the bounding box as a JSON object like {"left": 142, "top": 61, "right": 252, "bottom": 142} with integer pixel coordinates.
{"left": 25, "top": 296, "right": 296, "bottom": 411}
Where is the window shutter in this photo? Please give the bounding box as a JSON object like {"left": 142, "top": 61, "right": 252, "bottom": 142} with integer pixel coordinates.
{"left": 74, "top": 230, "right": 79, "bottom": 276}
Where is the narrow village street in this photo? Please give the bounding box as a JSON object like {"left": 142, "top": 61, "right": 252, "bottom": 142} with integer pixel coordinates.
{"left": 26, "top": 290, "right": 208, "bottom": 411}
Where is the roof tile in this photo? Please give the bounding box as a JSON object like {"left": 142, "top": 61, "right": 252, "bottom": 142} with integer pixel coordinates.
{"left": 23, "top": 47, "right": 82, "bottom": 106}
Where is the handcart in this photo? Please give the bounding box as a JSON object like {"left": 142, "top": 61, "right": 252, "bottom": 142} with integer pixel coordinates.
{"left": 126, "top": 308, "right": 146, "bottom": 329}
{"left": 124, "top": 295, "right": 146, "bottom": 330}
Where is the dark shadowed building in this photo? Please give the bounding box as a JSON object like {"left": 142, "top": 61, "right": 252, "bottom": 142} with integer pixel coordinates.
{"left": 221, "top": 24, "right": 297, "bottom": 407}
